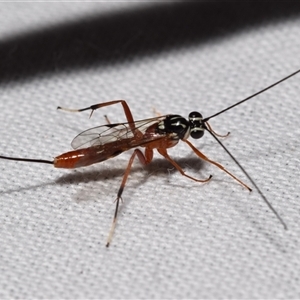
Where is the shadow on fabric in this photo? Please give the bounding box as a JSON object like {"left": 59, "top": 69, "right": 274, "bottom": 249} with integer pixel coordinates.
{"left": 1, "top": 1, "right": 300, "bottom": 84}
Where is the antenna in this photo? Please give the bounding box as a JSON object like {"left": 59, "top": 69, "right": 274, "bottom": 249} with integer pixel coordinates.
{"left": 204, "top": 126, "right": 287, "bottom": 229}
{"left": 203, "top": 68, "right": 300, "bottom": 122}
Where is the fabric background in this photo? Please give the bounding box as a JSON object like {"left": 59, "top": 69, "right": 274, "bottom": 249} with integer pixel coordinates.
{"left": 0, "top": 2, "right": 300, "bottom": 299}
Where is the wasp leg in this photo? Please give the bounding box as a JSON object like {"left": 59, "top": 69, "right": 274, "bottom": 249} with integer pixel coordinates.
{"left": 104, "top": 115, "right": 111, "bottom": 124}
{"left": 157, "top": 148, "right": 212, "bottom": 183}
{"left": 58, "top": 100, "right": 136, "bottom": 132}
{"left": 205, "top": 121, "right": 230, "bottom": 138}
{"left": 184, "top": 139, "right": 251, "bottom": 191}
{"left": 106, "top": 148, "right": 153, "bottom": 247}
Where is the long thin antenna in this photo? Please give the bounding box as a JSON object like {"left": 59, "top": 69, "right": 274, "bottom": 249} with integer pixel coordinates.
{"left": 0, "top": 155, "right": 53, "bottom": 165}
{"left": 203, "top": 68, "right": 300, "bottom": 122}
{"left": 205, "top": 127, "right": 287, "bottom": 230}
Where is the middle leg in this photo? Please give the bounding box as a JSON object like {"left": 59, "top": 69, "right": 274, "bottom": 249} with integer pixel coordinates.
{"left": 106, "top": 148, "right": 153, "bottom": 247}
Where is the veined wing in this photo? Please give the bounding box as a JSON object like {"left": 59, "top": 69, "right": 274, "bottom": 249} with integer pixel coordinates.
{"left": 71, "top": 116, "right": 167, "bottom": 150}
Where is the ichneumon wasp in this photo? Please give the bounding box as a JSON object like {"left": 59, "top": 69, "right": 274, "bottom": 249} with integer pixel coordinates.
{"left": 1, "top": 68, "right": 299, "bottom": 246}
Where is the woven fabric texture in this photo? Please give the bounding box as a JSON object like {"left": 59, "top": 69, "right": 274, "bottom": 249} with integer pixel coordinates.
{"left": 0, "top": 2, "right": 300, "bottom": 299}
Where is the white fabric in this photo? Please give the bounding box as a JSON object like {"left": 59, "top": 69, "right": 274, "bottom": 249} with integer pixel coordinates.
{"left": 0, "top": 2, "right": 300, "bottom": 299}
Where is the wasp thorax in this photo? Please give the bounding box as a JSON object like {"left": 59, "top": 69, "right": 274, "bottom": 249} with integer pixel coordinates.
{"left": 189, "top": 111, "right": 204, "bottom": 139}
{"left": 159, "top": 115, "right": 190, "bottom": 140}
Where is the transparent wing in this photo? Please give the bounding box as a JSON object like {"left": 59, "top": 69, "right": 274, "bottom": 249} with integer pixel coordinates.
{"left": 71, "top": 116, "right": 167, "bottom": 150}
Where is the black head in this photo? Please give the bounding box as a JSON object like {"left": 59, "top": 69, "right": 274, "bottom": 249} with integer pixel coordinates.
{"left": 188, "top": 111, "right": 205, "bottom": 139}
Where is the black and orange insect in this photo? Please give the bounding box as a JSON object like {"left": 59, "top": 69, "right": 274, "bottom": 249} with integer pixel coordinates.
{"left": 1, "top": 69, "right": 299, "bottom": 246}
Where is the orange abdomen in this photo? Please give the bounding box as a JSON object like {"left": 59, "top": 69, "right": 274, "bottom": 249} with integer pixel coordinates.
{"left": 54, "top": 148, "right": 103, "bottom": 168}
{"left": 53, "top": 146, "right": 123, "bottom": 169}
{"left": 54, "top": 148, "right": 93, "bottom": 168}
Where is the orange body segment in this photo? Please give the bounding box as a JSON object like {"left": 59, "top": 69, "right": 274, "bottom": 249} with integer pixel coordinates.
{"left": 54, "top": 147, "right": 119, "bottom": 169}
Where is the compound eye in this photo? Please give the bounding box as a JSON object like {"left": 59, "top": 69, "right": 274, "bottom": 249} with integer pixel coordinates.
{"left": 190, "top": 129, "right": 204, "bottom": 139}
{"left": 189, "top": 111, "right": 204, "bottom": 139}
{"left": 188, "top": 111, "right": 203, "bottom": 121}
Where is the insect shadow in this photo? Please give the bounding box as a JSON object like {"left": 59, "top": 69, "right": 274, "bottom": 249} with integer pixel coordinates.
{"left": 0, "top": 155, "right": 206, "bottom": 200}
{"left": 55, "top": 155, "right": 208, "bottom": 200}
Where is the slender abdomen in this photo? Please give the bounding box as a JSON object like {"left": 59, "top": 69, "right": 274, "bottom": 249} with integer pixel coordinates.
{"left": 54, "top": 147, "right": 122, "bottom": 169}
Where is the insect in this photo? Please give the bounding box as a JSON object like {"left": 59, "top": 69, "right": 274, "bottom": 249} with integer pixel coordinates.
{"left": 1, "top": 69, "right": 299, "bottom": 247}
